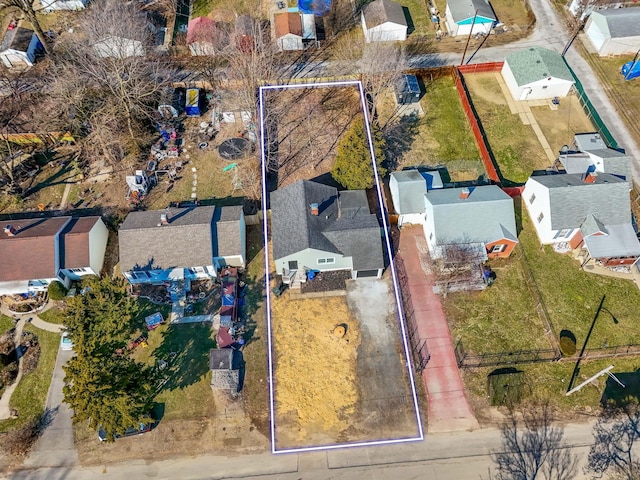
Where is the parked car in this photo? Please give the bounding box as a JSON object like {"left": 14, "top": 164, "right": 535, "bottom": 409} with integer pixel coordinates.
{"left": 60, "top": 332, "right": 73, "bottom": 351}
{"left": 98, "top": 422, "right": 153, "bottom": 442}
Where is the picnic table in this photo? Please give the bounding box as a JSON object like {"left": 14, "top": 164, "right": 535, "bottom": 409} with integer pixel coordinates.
{"left": 145, "top": 312, "right": 164, "bottom": 330}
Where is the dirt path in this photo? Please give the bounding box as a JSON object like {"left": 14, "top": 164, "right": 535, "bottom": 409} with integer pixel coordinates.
{"left": 346, "top": 279, "right": 421, "bottom": 441}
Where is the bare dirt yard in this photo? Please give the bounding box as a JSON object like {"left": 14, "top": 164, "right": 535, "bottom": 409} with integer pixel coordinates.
{"left": 263, "top": 87, "right": 362, "bottom": 188}
{"left": 271, "top": 278, "right": 420, "bottom": 450}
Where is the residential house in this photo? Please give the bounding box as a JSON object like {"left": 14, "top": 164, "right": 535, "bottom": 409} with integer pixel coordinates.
{"left": 423, "top": 185, "right": 518, "bottom": 259}
{"left": 584, "top": 9, "right": 640, "bottom": 56}
{"left": 501, "top": 47, "right": 575, "bottom": 101}
{"left": 389, "top": 169, "right": 443, "bottom": 226}
{"left": 92, "top": 36, "right": 145, "bottom": 58}
{"left": 361, "top": 0, "right": 408, "bottom": 42}
{"left": 118, "top": 205, "right": 245, "bottom": 284}
{"left": 0, "top": 216, "right": 108, "bottom": 295}
{"left": 274, "top": 12, "right": 303, "bottom": 51}
{"left": 555, "top": 133, "right": 632, "bottom": 181}
{"left": 209, "top": 348, "right": 240, "bottom": 393}
{"left": 569, "top": 0, "right": 629, "bottom": 18}
{"left": 0, "top": 26, "right": 41, "bottom": 69}
{"left": 187, "top": 17, "right": 223, "bottom": 56}
{"left": 523, "top": 172, "right": 640, "bottom": 265}
{"left": 270, "top": 180, "right": 385, "bottom": 280}
{"left": 444, "top": 0, "right": 497, "bottom": 37}
{"left": 42, "top": 0, "right": 87, "bottom": 12}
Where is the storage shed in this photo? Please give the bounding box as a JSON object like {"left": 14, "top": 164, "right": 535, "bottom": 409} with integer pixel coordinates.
{"left": 209, "top": 349, "right": 240, "bottom": 393}
{"left": 395, "top": 74, "right": 421, "bottom": 104}
{"left": 444, "top": 0, "right": 497, "bottom": 36}
{"left": 584, "top": 9, "right": 640, "bottom": 56}
{"left": 361, "top": 0, "right": 408, "bottom": 42}
{"left": 0, "top": 26, "right": 41, "bottom": 69}
{"left": 501, "top": 47, "right": 575, "bottom": 101}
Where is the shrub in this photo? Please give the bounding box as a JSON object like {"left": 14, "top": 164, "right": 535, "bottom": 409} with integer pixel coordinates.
{"left": 488, "top": 368, "right": 527, "bottom": 407}
{"left": 559, "top": 330, "right": 577, "bottom": 357}
{"left": 47, "top": 281, "right": 68, "bottom": 301}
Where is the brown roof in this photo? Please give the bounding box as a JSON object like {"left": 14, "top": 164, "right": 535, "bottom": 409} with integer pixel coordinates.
{"left": 0, "top": 217, "right": 70, "bottom": 282}
{"left": 61, "top": 217, "right": 101, "bottom": 269}
{"left": 274, "top": 12, "right": 302, "bottom": 38}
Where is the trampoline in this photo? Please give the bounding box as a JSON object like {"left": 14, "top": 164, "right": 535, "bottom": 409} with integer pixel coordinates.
{"left": 217, "top": 137, "right": 250, "bottom": 160}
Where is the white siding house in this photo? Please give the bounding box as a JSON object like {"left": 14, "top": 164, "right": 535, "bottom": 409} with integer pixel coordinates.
{"left": 501, "top": 47, "right": 575, "bottom": 101}
{"left": 389, "top": 170, "right": 443, "bottom": 226}
{"left": 584, "top": 9, "right": 640, "bottom": 56}
{"left": 0, "top": 27, "right": 41, "bottom": 69}
{"left": 361, "top": 0, "right": 408, "bottom": 42}
{"left": 59, "top": 217, "right": 109, "bottom": 281}
{"left": 42, "top": 0, "right": 87, "bottom": 12}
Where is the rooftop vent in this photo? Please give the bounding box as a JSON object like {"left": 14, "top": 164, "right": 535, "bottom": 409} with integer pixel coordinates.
{"left": 310, "top": 203, "right": 319, "bottom": 216}
{"left": 459, "top": 188, "right": 470, "bottom": 200}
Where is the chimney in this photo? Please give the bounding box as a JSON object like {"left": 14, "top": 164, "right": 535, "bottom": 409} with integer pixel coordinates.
{"left": 310, "top": 203, "right": 319, "bottom": 216}
{"left": 459, "top": 188, "right": 470, "bottom": 200}
{"left": 4, "top": 225, "right": 16, "bottom": 236}
{"left": 584, "top": 172, "right": 597, "bottom": 183}
{"left": 160, "top": 213, "right": 169, "bottom": 225}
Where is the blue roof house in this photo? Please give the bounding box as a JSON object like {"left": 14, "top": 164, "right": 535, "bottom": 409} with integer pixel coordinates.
{"left": 444, "top": 0, "right": 497, "bottom": 37}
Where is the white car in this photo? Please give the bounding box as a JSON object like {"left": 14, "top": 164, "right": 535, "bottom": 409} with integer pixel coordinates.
{"left": 60, "top": 332, "right": 73, "bottom": 351}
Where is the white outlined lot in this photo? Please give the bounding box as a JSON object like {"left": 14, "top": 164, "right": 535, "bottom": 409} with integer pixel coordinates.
{"left": 258, "top": 80, "right": 423, "bottom": 453}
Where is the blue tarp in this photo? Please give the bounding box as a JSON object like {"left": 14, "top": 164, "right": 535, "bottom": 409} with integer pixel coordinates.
{"left": 298, "top": 0, "right": 331, "bottom": 16}
{"left": 145, "top": 312, "right": 164, "bottom": 330}
{"left": 622, "top": 61, "right": 640, "bottom": 81}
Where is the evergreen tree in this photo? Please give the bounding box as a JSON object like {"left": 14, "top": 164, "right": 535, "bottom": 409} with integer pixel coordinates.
{"left": 63, "top": 277, "right": 155, "bottom": 441}
{"left": 331, "top": 118, "right": 386, "bottom": 190}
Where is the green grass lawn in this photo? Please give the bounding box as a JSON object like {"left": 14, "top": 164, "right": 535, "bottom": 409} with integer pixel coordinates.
{"left": 444, "top": 246, "right": 551, "bottom": 355}
{"left": 519, "top": 213, "right": 640, "bottom": 350}
{"left": 39, "top": 306, "right": 67, "bottom": 325}
{"left": 464, "top": 73, "right": 549, "bottom": 184}
{"left": 399, "top": 0, "right": 432, "bottom": 36}
{"left": 0, "top": 326, "right": 60, "bottom": 432}
{"left": 382, "top": 76, "right": 483, "bottom": 182}
{"left": 0, "top": 314, "right": 14, "bottom": 332}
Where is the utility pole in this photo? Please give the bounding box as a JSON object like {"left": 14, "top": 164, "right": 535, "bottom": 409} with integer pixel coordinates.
{"left": 460, "top": 10, "right": 478, "bottom": 66}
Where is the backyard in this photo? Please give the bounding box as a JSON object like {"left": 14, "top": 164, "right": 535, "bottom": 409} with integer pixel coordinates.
{"left": 379, "top": 75, "right": 484, "bottom": 182}
{"left": 464, "top": 72, "right": 594, "bottom": 183}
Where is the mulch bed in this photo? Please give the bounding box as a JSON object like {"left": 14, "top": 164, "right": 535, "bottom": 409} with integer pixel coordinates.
{"left": 300, "top": 270, "right": 352, "bottom": 294}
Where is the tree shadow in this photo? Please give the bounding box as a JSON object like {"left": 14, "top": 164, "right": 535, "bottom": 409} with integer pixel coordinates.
{"left": 383, "top": 115, "right": 422, "bottom": 171}
{"left": 152, "top": 323, "right": 215, "bottom": 391}
{"left": 403, "top": 7, "right": 414, "bottom": 35}
{"left": 601, "top": 369, "right": 640, "bottom": 408}
{"left": 245, "top": 223, "right": 264, "bottom": 267}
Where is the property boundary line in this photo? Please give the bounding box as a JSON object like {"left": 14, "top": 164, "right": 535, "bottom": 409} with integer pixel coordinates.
{"left": 258, "top": 80, "right": 424, "bottom": 454}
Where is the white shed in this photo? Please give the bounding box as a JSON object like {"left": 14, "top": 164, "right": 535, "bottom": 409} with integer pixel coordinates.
{"left": 0, "top": 27, "right": 41, "bottom": 69}
{"left": 274, "top": 12, "right": 303, "bottom": 51}
{"left": 584, "top": 9, "right": 640, "bottom": 56}
{"left": 501, "top": 47, "right": 575, "bottom": 101}
{"left": 361, "top": 0, "right": 408, "bottom": 42}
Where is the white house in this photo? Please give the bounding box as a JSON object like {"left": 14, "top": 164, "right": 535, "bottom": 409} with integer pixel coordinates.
{"left": 584, "top": 9, "right": 640, "bottom": 56}
{"left": 0, "top": 26, "right": 41, "bottom": 69}
{"left": 444, "top": 0, "right": 497, "bottom": 37}
{"left": 556, "top": 133, "right": 632, "bottom": 181}
{"left": 118, "top": 206, "right": 246, "bottom": 285}
{"left": 92, "top": 36, "right": 145, "bottom": 59}
{"left": 274, "top": 12, "right": 303, "bottom": 51}
{"left": 0, "top": 216, "right": 108, "bottom": 296}
{"left": 389, "top": 169, "right": 443, "bottom": 226}
{"left": 41, "top": 0, "right": 87, "bottom": 12}
{"left": 361, "top": 0, "right": 408, "bottom": 42}
{"left": 501, "top": 47, "right": 575, "bottom": 101}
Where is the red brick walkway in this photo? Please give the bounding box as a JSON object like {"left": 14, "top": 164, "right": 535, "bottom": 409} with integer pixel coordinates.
{"left": 398, "top": 225, "right": 479, "bottom": 433}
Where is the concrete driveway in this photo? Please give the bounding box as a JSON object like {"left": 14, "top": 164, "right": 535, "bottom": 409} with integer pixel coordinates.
{"left": 22, "top": 347, "right": 78, "bottom": 469}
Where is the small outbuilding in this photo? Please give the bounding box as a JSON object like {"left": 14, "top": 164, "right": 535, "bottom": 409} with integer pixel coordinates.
{"left": 209, "top": 349, "right": 240, "bottom": 393}
{"left": 501, "top": 47, "right": 575, "bottom": 101}
{"left": 395, "top": 74, "right": 421, "bottom": 104}
{"left": 0, "top": 26, "right": 41, "bottom": 69}
{"left": 42, "top": 0, "right": 87, "bottom": 12}
{"left": 187, "top": 17, "right": 223, "bottom": 56}
{"left": 361, "top": 0, "right": 408, "bottom": 43}
{"left": 584, "top": 9, "right": 640, "bottom": 56}
{"left": 274, "top": 12, "right": 303, "bottom": 51}
{"left": 444, "top": 0, "right": 497, "bottom": 37}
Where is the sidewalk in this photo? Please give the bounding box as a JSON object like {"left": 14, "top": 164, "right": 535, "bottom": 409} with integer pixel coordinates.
{"left": 397, "top": 226, "right": 479, "bottom": 433}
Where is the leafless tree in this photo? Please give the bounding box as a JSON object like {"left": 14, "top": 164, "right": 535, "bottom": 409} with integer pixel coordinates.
{"left": 489, "top": 403, "right": 578, "bottom": 480}
{"left": 53, "top": 0, "right": 171, "bottom": 145}
{"left": 587, "top": 403, "right": 640, "bottom": 480}
{"left": 432, "top": 240, "right": 484, "bottom": 295}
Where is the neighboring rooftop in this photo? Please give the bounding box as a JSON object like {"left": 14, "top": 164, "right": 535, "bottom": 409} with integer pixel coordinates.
{"left": 574, "top": 132, "right": 608, "bottom": 151}
{"left": 589, "top": 8, "right": 640, "bottom": 38}
{"left": 60, "top": 217, "right": 101, "bottom": 269}
{"left": 213, "top": 205, "right": 244, "bottom": 258}
{"left": 448, "top": 0, "right": 497, "bottom": 22}
{"left": 362, "top": 0, "right": 408, "bottom": 27}
{"left": 274, "top": 12, "right": 302, "bottom": 38}
{"left": 505, "top": 47, "right": 574, "bottom": 86}
{"left": 582, "top": 223, "right": 640, "bottom": 259}
{"left": 1, "top": 26, "right": 34, "bottom": 52}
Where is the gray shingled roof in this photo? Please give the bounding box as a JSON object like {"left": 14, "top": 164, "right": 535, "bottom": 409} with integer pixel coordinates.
{"left": 213, "top": 205, "right": 243, "bottom": 258}
{"left": 119, "top": 206, "right": 216, "bottom": 271}
{"left": 583, "top": 223, "right": 640, "bottom": 259}
{"left": 270, "top": 180, "right": 384, "bottom": 271}
{"left": 558, "top": 153, "right": 593, "bottom": 175}
{"left": 581, "top": 213, "right": 607, "bottom": 236}
{"left": 1, "top": 27, "right": 34, "bottom": 53}
{"left": 426, "top": 185, "right": 517, "bottom": 246}
{"left": 529, "top": 173, "right": 630, "bottom": 229}
{"left": 447, "top": 0, "right": 496, "bottom": 23}
{"left": 362, "top": 0, "right": 407, "bottom": 28}
{"left": 590, "top": 8, "right": 640, "bottom": 38}
{"left": 505, "top": 47, "right": 574, "bottom": 86}
{"left": 390, "top": 170, "right": 427, "bottom": 214}
{"left": 209, "top": 348, "right": 233, "bottom": 370}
